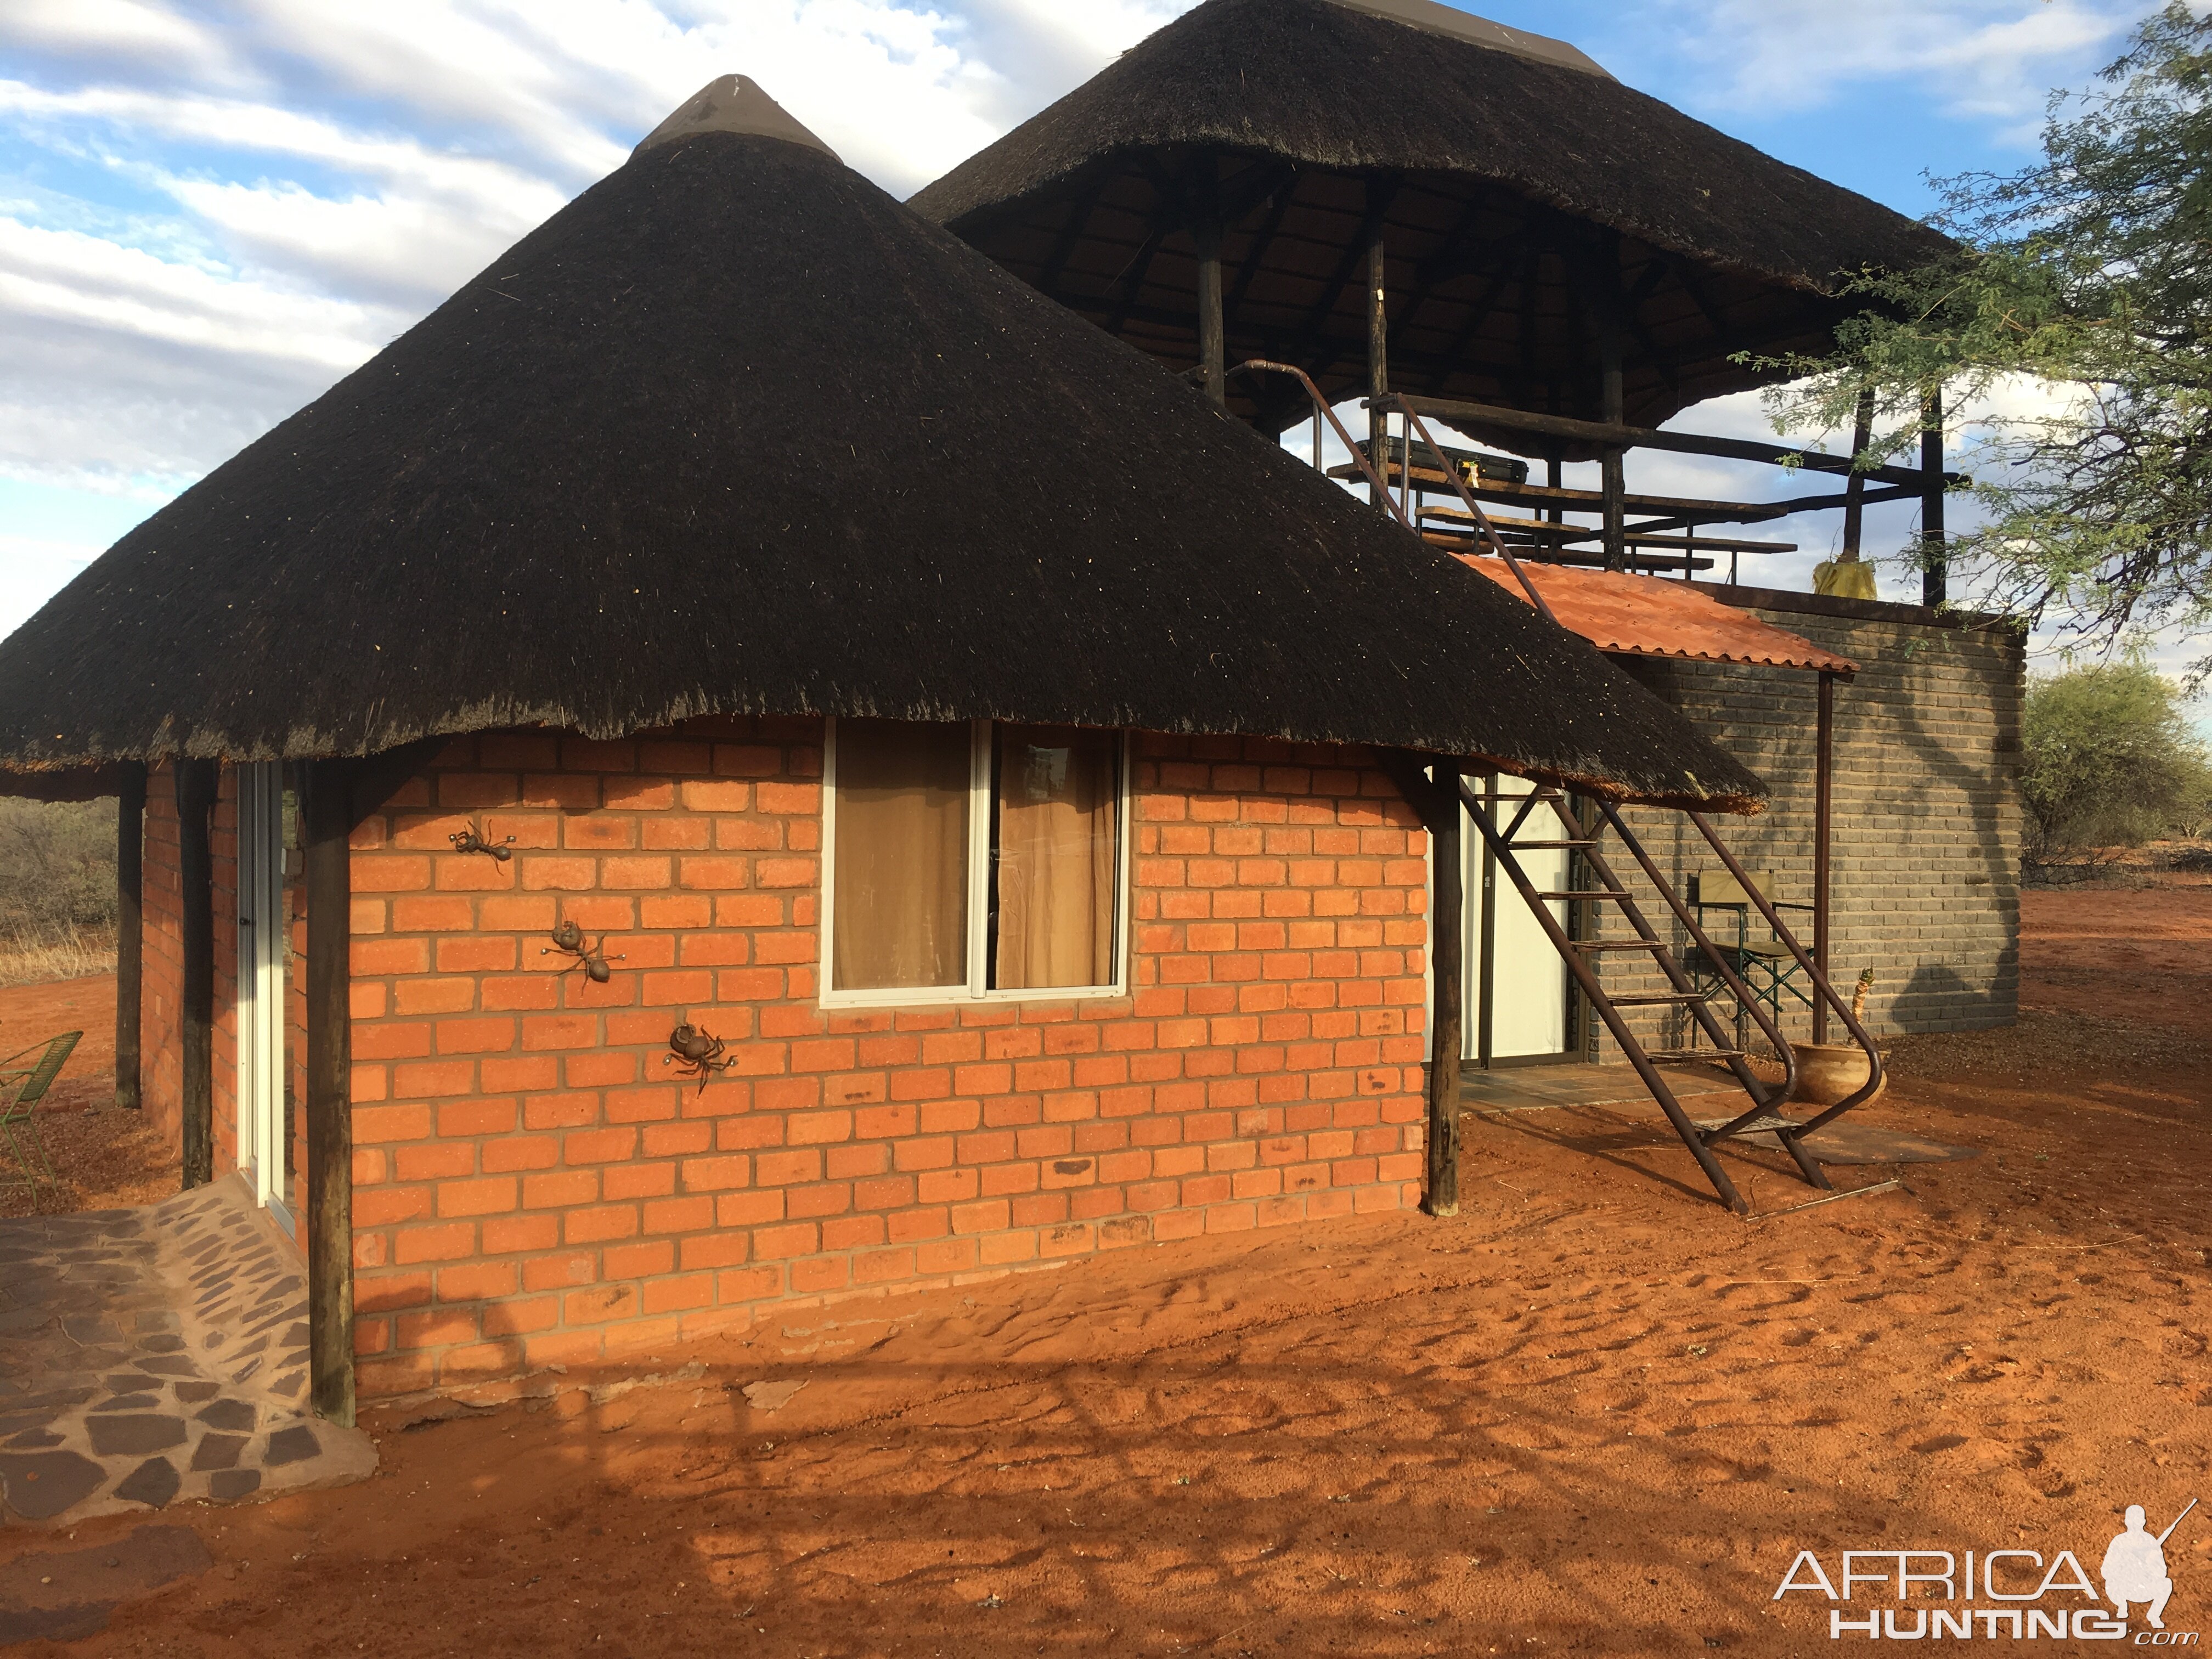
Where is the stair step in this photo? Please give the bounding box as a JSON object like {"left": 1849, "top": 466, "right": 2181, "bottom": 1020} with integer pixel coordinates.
{"left": 1607, "top": 991, "right": 1714, "bottom": 1007}
{"left": 1643, "top": 1048, "right": 1747, "bottom": 1063}
{"left": 1504, "top": 839, "right": 1595, "bottom": 850}
{"left": 1534, "top": 890, "right": 1627, "bottom": 902}
{"left": 1570, "top": 939, "right": 1670, "bottom": 953}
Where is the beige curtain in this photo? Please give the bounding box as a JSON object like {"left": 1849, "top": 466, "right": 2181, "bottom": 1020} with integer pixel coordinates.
{"left": 994, "top": 725, "right": 1119, "bottom": 991}
{"left": 832, "top": 720, "right": 970, "bottom": 991}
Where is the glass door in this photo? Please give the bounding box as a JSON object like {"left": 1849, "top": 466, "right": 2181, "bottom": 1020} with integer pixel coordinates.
{"left": 1462, "top": 776, "right": 1576, "bottom": 1066}
{"left": 234, "top": 761, "right": 293, "bottom": 1224}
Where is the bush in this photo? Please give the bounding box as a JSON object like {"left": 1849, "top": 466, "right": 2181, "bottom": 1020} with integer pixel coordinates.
{"left": 2022, "top": 663, "right": 2209, "bottom": 859}
{"left": 0, "top": 798, "right": 118, "bottom": 939}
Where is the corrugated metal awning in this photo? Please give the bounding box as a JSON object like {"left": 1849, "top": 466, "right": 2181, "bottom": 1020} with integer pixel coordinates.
{"left": 1458, "top": 558, "right": 1859, "bottom": 675}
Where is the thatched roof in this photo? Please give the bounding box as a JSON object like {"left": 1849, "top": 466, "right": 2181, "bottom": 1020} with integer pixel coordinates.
{"left": 911, "top": 0, "right": 1951, "bottom": 445}
{"left": 0, "top": 78, "right": 1767, "bottom": 813}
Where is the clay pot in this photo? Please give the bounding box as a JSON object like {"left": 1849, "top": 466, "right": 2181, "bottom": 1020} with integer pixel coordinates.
{"left": 1788, "top": 1041, "right": 1887, "bottom": 1109}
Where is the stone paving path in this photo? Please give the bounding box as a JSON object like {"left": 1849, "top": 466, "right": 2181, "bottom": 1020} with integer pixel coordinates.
{"left": 0, "top": 1174, "right": 375, "bottom": 1526}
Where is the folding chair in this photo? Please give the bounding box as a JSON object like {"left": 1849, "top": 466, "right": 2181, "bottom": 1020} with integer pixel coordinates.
{"left": 1689, "top": 872, "right": 1815, "bottom": 1052}
{"left": 0, "top": 1031, "right": 81, "bottom": 1191}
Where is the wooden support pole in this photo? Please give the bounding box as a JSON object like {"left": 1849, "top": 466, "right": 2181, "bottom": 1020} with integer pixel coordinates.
{"left": 115, "top": 763, "right": 145, "bottom": 1112}
{"left": 1600, "top": 329, "right": 1627, "bottom": 573}
{"left": 1367, "top": 216, "right": 1390, "bottom": 513}
{"left": 175, "top": 759, "right": 216, "bottom": 1188}
{"left": 1921, "top": 385, "right": 1948, "bottom": 607}
{"left": 1813, "top": 672, "right": 1835, "bottom": 1045}
{"left": 1841, "top": 383, "right": 1875, "bottom": 560}
{"left": 1195, "top": 217, "right": 1226, "bottom": 408}
{"left": 1425, "top": 759, "right": 1463, "bottom": 1217}
{"left": 305, "top": 759, "right": 357, "bottom": 1428}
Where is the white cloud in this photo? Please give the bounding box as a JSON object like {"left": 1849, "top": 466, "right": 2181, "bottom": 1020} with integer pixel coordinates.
{"left": 0, "top": 0, "right": 232, "bottom": 79}
{"left": 1613, "top": 0, "right": 2142, "bottom": 132}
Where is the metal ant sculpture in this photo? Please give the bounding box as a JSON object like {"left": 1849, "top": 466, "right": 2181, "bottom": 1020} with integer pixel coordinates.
{"left": 664, "top": 1023, "right": 736, "bottom": 1090}
{"left": 449, "top": 820, "right": 516, "bottom": 861}
{"left": 541, "top": 919, "right": 623, "bottom": 984}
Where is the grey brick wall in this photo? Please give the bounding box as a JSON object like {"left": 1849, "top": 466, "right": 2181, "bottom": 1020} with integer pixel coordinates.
{"left": 1577, "top": 586, "right": 2025, "bottom": 1057}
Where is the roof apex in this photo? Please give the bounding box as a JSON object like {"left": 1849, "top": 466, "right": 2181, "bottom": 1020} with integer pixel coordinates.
{"left": 634, "top": 76, "right": 839, "bottom": 161}
{"left": 1322, "top": 0, "right": 1612, "bottom": 78}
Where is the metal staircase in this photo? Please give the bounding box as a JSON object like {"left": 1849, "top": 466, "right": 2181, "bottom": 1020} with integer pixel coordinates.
{"left": 1228, "top": 357, "right": 1887, "bottom": 1213}
{"left": 1460, "top": 781, "right": 1883, "bottom": 1212}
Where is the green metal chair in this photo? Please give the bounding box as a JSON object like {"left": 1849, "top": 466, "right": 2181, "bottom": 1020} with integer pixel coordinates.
{"left": 0, "top": 1031, "right": 81, "bottom": 1190}
{"left": 1689, "top": 872, "right": 1815, "bottom": 1052}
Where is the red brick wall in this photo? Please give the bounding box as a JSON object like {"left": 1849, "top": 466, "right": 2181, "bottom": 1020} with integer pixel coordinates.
{"left": 140, "top": 763, "right": 184, "bottom": 1154}
{"left": 345, "top": 719, "right": 1430, "bottom": 1398}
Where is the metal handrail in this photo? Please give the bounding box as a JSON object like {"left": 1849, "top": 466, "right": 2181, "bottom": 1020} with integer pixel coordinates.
{"left": 1373, "top": 394, "right": 1559, "bottom": 626}
{"left": 1228, "top": 361, "right": 1418, "bottom": 536}
{"left": 1686, "top": 812, "right": 1886, "bottom": 1132}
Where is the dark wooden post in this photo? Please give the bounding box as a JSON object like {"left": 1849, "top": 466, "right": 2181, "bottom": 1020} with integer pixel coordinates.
{"left": 1425, "top": 759, "right": 1463, "bottom": 1216}
{"left": 1599, "top": 334, "right": 1626, "bottom": 572}
{"left": 115, "top": 763, "right": 145, "bottom": 1111}
{"left": 1194, "top": 172, "right": 1226, "bottom": 408}
{"left": 1367, "top": 218, "right": 1389, "bottom": 512}
{"left": 1841, "top": 383, "right": 1875, "bottom": 560}
{"left": 1921, "top": 385, "right": 1947, "bottom": 607}
{"left": 305, "top": 759, "right": 357, "bottom": 1427}
{"left": 175, "top": 760, "right": 216, "bottom": 1187}
{"left": 1812, "top": 672, "right": 1835, "bottom": 1044}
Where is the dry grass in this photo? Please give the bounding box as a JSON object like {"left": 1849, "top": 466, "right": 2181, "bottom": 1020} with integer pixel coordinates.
{"left": 0, "top": 924, "right": 116, "bottom": 989}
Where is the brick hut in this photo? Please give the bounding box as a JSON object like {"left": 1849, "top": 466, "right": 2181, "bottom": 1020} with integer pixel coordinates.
{"left": 0, "top": 80, "right": 1764, "bottom": 1421}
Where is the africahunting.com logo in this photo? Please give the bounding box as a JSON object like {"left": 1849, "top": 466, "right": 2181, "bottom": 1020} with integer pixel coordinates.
{"left": 1774, "top": 1498, "right": 2198, "bottom": 1642}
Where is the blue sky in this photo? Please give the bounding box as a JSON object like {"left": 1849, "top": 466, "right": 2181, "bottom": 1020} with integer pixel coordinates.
{"left": 0, "top": 0, "right": 2200, "bottom": 723}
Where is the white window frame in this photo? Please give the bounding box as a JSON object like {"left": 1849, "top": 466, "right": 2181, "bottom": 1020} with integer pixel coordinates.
{"left": 819, "top": 718, "right": 1133, "bottom": 1009}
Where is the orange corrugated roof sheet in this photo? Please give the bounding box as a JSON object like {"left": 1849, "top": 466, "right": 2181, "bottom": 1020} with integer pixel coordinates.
{"left": 1458, "top": 557, "right": 1859, "bottom": 674}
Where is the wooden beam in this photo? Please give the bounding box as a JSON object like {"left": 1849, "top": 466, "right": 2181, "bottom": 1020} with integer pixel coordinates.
{"left": 1298, "top": 177, "right": 1401, "bottom": 372}
{"left": 1842, "top": 383, "right": 1876, "bottom": 558}
{"left": 1425, "top": 758, "right": 1463, "bottom": 1217}
{"left": 1921, "top": 386, "right": 1948, "bottom": 607}
{"left": 306, "top": 758, "right": 357, "bottom": 1429}
{"left": 1393, "top": 393, "right": 1960, "bottom": 488}
{"left": 115, "top": 763, "right": 144, "bottom": 1113}
{"left": 175, "top": 759, "right": 216, "bottom": 1188}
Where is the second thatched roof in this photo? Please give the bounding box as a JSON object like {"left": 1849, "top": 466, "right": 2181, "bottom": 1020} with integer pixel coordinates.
{"left": 913, "top": 0, "right": 1950, "bottom": 440}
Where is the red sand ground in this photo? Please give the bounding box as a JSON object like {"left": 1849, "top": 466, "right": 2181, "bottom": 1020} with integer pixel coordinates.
{"left": 4, "top": 891, "right": 2209, "bottom": 1655}
{"left": 0, "top": 975, "right": 172, "bottom": 1221}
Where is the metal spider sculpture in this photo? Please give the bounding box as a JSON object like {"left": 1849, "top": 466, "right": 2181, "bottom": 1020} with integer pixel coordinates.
{"left": 664, "top": 1023, "right": 736, "bottom": 1090}
{"left": 449, "top": 820, "right": 516, "bottom": 861}
{"left": 541, "top": 919, "right": 623, "bottom": 984}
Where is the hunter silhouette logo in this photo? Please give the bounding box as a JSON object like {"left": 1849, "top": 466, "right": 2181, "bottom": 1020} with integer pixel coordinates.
{"left": 2106, "top": 1501, "right": 2194, "bottom": 1631}
{"left": 1773, "top": 1496, "right": 2200, "bottom": 1642}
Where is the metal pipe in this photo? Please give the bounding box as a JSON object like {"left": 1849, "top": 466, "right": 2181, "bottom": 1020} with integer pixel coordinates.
{"left": 1813, "top": 672, "right": 1835, "bottom": 1045}
{"left": 1389, "top": 398, "right": 1560, "bottom": 625}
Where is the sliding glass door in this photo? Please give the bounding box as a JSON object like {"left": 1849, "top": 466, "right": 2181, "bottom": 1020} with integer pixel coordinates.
{"left": 234, "top": 761, "right": 294, "bottom": 1223}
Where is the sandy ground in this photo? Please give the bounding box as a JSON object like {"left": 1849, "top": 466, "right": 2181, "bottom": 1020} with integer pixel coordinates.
{"left": 3, "top": 893, "right": 2209, "bottom": 1655}
{"left": 0, "top": 975, "right": 173, "bottom": 1222}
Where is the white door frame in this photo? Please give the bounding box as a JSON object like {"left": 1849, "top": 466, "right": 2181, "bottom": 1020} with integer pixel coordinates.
{"left": 234, "top": 761, "right": 291, "bottom": 1225}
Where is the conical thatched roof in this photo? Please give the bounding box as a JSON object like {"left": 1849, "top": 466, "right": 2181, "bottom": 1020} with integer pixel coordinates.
{"left": 911, "top": 0, "right": 1951, "bottom": 444}
{"left": 0, "top": 78, "right": 1767, "bottom": 812}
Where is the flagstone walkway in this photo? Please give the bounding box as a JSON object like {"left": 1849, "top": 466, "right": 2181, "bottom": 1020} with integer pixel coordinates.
{"left": 0, "top": 1175, "right": 375, "bottom": 1527}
